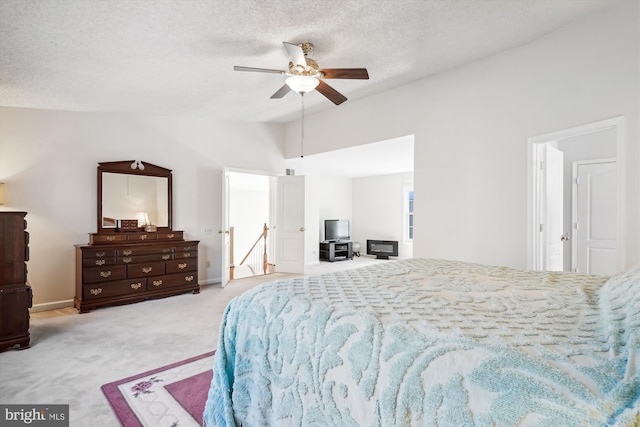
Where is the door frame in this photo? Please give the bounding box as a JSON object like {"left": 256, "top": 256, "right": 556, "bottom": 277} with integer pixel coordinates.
{"left": 526, "top": 116, "right": 625, "bottom": 271}
{"left": 221, "top": 167, "right": 276, "bottom": 287}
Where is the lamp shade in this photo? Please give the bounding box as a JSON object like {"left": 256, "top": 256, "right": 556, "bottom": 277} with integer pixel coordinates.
{"left": 136, "top": 211, "right": 150, "bottom": 227}
{"left": 286, "top": 75, "right": 319, "bottom": 94}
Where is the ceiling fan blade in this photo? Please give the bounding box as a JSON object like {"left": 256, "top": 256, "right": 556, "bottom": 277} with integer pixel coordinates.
{"left": 316, "top": 80, "right": 347, "bottom": 105}
{"left": 234, "top": 66, "right": 284, "bottom": 74}
{"left": 320, "top": 68, "right": 369, "bottom": 79}
{"left": 283, "top": 42, "right": 306, "bottom": 67}
{"left": 270, "top": 84, "right": 291, "bottom": 99}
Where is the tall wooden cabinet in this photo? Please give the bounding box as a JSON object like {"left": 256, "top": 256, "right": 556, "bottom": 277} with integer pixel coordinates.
{"left": 0, "top": 212, "right": 32, "bottom": 351}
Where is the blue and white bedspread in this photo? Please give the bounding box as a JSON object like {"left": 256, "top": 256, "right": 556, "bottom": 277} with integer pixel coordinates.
{"left": 204, "top": 258, "right": 640, "bottom": 426}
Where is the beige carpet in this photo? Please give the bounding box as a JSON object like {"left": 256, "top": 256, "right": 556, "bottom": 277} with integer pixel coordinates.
{"left": 0, "top": 256, "right": 384, "bottom": 426}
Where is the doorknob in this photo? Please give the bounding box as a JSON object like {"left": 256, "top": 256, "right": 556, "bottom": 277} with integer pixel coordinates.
{"left": 560, "top": 233, "right": 570, "bottom": 241}
{"left": 217, "top": 229, "right": 229, "bottom": 234}
{"left": 299, "top": 227, "right": 305, "bottom": 232}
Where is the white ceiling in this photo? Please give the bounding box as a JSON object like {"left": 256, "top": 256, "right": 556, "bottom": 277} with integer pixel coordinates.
{"left": 0, "top": 0, "right": 624, "bottom": 123}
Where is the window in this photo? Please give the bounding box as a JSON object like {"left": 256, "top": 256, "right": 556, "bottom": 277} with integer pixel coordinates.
{"left": 403, "top": 181, "right": 414, "bottom": 241}
{"left": 408, "top": 190, "right": 414, "bottom": 240}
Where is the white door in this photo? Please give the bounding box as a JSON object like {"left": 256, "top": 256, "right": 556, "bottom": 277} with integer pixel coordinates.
{"left": 219, "top": 169, "right": 231, "bottom": 286}
{"left": 274, "top": 175, "right": 305, "bottom": 274}
{"left": 573, "top": 160, "right": 617, "bottom": 274}
{"left": 543, "top": 144, "right": 564, "bottom": 271}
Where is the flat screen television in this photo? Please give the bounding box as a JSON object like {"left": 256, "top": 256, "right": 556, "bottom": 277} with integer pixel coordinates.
{"left": 324, "top": 219, "right": 350, "bottom": 242}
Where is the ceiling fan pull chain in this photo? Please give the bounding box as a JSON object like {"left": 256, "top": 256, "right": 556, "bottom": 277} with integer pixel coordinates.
{"left": 300, "top": 93, "right": 305, "bottom": 158}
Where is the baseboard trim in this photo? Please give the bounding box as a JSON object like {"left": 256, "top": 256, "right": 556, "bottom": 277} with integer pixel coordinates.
{"left": 199, "top": 278, "right": 221, "bottom": 286}
{"left": 32, "top": 299, "right": 74, "bottom": 313}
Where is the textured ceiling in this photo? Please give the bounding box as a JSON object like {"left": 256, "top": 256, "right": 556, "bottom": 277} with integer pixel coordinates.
{"left": 0, "top": 0, "right": 624, "bottom": 123}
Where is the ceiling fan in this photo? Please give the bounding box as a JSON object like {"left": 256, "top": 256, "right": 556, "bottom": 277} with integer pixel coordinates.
{"left": 234, "top": 41, "right": 369, "bottom": 105}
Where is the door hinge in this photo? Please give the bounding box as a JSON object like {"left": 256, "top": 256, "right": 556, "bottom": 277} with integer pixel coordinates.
{"left": 575, "top": 177, "right": 580, "bottom": 185}
{"left": 539, "top": 223, "right": 544, "bottom": 232}
{"left": 539, "top": 161, "right": 546, "bottom": 170}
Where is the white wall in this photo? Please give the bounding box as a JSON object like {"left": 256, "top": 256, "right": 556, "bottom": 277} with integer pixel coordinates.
{"left": 352, "top": 172, "right": 414, "bottom": 259}
{"left": 302, "top": 174, "right": 352, "bottom": 264}
{"left": 284, "top": 2, "right": 640, "bottom": 270}
{"left": 0, "top": 108, "right": 286, "bottom": 308}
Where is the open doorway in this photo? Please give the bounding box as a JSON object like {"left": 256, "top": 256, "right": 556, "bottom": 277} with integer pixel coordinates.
{"left": 285, "top": 134, "right": 415, "bottom": 266}
{"left": 527, "top": 117, "right": 624, "bottom": 274}
{"left": 227, "top": 171, "right": 272, "bottom": 280}
{"left": 220, "top": 169, "right": 306, "bottom": 286}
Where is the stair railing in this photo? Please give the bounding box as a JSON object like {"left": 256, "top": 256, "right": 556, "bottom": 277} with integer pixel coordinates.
{"left": 237, "top": 223, "right": 269, "bottom": 276}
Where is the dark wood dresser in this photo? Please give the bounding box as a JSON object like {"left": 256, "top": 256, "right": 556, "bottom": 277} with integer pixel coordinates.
{"left": 0, "top": 211, "right": 32, "bottom": 351}
{"left": 75, "top": 231, "right": 199, "bottom": 313}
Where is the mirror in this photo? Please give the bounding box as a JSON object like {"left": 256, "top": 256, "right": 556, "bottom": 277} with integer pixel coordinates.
{"left": 97, "top": 161, "right": 172, "bottom": 232}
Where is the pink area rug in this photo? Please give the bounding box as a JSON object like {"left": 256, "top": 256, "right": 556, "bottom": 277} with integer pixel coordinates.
{"left": 101, "top": 351, "right": 215, "bottom": 426}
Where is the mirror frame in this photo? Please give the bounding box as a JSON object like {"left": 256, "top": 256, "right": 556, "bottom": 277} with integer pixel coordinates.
{"left": 97, "top": 160, "right": 173, "bottom": 233}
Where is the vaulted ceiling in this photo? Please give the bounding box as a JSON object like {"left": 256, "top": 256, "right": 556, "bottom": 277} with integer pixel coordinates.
{"left": 0, "top": 0, "right": 624, "bottom": 123}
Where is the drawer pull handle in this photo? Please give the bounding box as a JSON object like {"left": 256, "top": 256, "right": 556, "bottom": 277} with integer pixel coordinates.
{"left": 90, "top": 288, "right": 102, "bottom": 295}
{"left": 153, "top": 280, "right": 163, "bottom": 287}
{"left": 123, "top": 250, "right": 132, "bottom": 256}
{"left": 162, "top": 248, "right": 171, "bottom": 253}
{"left": 140, "top": 235, "right": 147, "bottom": 240}
{"left": 183, "top": 252, "right": 191, "bottom": 258}
{"left": 178, "top": 263, "right": 187, "bottom": 269}
{"left": 100, "top": 271, "right": 112, "bottom": 278}
{"left": 131, "top": 283, "right": 142, "bottom": 290}
{"left": 185, "top": 275, "right": 194, "bottom": 282}
{"left": 122, "top": 257, "right": 132, "bottom": 263}
{"left": 162, "top": 255, "right": 170, "bottom": 260}
{"left": 96, "top": 252, "right": 106, "bottom": 257}
{"left": 168, "top": 234, "right": 175, "bottom": 239}
{"left": 95, "top": 260, "right": 106, "bottom": 266}
{"left": 142, "top": 267, "right": 153, "bottom": 273}
{"left": 106, "top": 236, "right": 116, "bottom": 241}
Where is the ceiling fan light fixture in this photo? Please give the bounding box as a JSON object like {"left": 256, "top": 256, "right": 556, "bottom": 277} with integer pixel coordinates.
{"left": 286, "top": 75, "right": 319, "bottom": 94}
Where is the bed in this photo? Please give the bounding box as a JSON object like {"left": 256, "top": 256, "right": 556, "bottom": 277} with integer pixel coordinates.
{"left": 203, "top": 258, "right": 639, "bottom": 426}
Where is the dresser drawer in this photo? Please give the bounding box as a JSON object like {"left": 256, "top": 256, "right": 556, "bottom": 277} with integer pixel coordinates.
{"left": 176, "top": 244, "right": 198, "bottom": 252}
{"left": 83, "top": 265, "right": 127, "bottom": 283}
{"left": 175, "top": 248, "right": 197, "bottom": 259}
{"left": 82, "top": 248, "right": 117, "bottom": 259}
{"left": 128, "top": 233, "right": 157, "bottom": 242}
{"left": 83, "top": 257, "right": 117, "bottom": 267}
{"left": 157, "top": 231, "right": 183, "bottom": 241}
{"left": 128, "top": 261, "right": 165, "bottom": 278}
{"left": 166, "top": 258, "right": 197, "bottom": 273}
{"left": 91, "top": 234, "right": 128, "bottom": 244}
{"left": 83, "top": 278, "right": 147, "bottom": 300}
{"left": 118, "top": 253, "right": 172, "bottom": 265}
{"left": 147, "top": 272, "right": 198, "bottom": 291}
{"left": 119, "top": 246, "right": 173, "bottom": 257}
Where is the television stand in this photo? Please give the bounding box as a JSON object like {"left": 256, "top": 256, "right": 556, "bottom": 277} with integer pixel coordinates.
{"left": 319, "top": 241, "right": 353, "bottom": 262}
